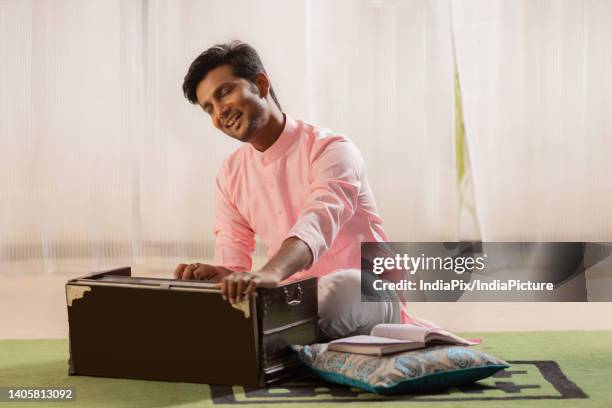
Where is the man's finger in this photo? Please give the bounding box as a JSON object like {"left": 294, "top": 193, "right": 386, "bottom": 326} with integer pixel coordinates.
{"left": 193, "top": 264, "right": 206, "bottom": 280}
{"left": 235, "top": 275, "right": 251, "bottom": 302}
{"left": 221, "top": 276, "right": 229, "bottom": 300}
{"left": 173, "top": 263, "right": 188, "bottom": 279}
{"left": 245, "top": 279, "right": 258, "bottom": 300}
{"left": 227, "top": 274, "right": 238, "bottom": 303}
{"left": 182, "top": 264, "right": 197, "bottom": 280}
{"left": 193, "top": 264, "right": 213, "bottom": 280}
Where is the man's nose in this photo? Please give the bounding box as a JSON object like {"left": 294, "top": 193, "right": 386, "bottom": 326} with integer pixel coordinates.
{"left": 214, "top": 105, "right": 230, "bottom": 127}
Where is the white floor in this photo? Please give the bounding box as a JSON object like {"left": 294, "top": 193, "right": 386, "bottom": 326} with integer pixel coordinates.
{"left": 2, "top": 260, "right": 611, "bottom": 339}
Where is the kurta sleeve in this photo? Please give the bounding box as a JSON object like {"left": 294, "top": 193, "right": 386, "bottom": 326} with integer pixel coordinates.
{"left": 213, "top": 166, "right": 255, "bottom": 272}
{"left": 285, "top": 137, "right": 363, "bottom": 263}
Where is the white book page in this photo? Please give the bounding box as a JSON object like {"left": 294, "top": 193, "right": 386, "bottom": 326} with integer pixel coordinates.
{"left": 426, "top": 330, "right": 478, "bottom": 345}
{"left": 370, "top": 324, "right": 429, "bottom": 342}
{"left": 330, "top": 335, "right": 416, "bottom": 345}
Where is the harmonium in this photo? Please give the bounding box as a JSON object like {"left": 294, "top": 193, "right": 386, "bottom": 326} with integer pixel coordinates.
{"left": 65, "top": 267, "right": 318, "bottom": 386}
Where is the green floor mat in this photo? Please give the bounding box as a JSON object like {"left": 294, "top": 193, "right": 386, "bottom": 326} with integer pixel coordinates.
{"left": 1, "top": 331, "right": 611, "bottom": 407}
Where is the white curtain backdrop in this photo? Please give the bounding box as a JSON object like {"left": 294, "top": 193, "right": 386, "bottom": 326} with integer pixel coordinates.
{"left": 452, "top": 0, "right": 612, "bottom": 241}
{"left": 0, "top": 0, "right": 457, "bottom": 275}
{"left": 306, "top": 0, "right": 458, "bottom": 242}
{"left": 1, "top": 0, "right": 610, "bottom": 277}
{"left": 1, "top": 0, "right": 145, "bottom": 274}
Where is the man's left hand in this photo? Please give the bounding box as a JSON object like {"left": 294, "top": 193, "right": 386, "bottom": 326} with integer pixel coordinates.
{"left": 216, "top": 271, "right": 280, "bottom": 304}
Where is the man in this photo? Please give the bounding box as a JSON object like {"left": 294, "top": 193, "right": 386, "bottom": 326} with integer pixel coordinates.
{"left": 175, "top": 41, "right": 404, "bottom": 339}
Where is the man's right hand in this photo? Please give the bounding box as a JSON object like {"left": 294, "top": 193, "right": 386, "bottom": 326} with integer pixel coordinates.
{"left": 173, "top": 263, "right": 234, "bottom": 282}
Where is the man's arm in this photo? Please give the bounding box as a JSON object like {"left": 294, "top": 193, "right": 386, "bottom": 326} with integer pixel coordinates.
{"left": 259, "top": 237, "right": 313, "bottom": 281}
{"left": 219, "top": 137, "right": 363, "bottom": 303}
{"left": 285, "top": 138, "right": 363, "bottom": 264}
{"left": 220, "top": 237, "right": 313, "bottom": 303}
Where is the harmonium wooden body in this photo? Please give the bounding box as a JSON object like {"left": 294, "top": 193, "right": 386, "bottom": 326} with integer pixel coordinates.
{"left": 65, "top": 267, "right": 318, "bottom": 386}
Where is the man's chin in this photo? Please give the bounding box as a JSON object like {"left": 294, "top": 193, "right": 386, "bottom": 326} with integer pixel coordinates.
{"left": 232, "top": 130, "right": 253, "bottom": 143}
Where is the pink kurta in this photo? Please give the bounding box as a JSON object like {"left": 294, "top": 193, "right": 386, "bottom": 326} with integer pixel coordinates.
{"left": 213, "top": 115, "right": 388, "bottom": 282}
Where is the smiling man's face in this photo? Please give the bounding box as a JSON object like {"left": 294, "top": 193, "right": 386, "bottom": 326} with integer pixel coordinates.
{"left": 195, "top": 64, "right": 268, "bottom": 143}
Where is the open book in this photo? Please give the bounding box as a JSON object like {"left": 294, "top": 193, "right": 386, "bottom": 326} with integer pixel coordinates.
{"left": 328, "top": 323, "right": 478, "bottom": 356}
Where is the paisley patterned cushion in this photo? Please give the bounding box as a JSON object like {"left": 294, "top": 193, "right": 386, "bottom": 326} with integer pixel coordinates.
{"left": 291, "top": 344, "right": 509, "bottom": 394}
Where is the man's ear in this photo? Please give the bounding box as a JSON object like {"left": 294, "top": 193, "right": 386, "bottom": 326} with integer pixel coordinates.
{"left": 254, "top": 72, "right": 270, "bottom": 99}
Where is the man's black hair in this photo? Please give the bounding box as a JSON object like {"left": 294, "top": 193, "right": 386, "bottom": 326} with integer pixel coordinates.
{"left": 183, "top": 41, "right": 281, "bottom": 110}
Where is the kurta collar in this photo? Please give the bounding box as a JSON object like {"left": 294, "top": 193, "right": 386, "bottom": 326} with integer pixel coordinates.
{"left": 252, "top": 114, "right": 300, "bottom": 165}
